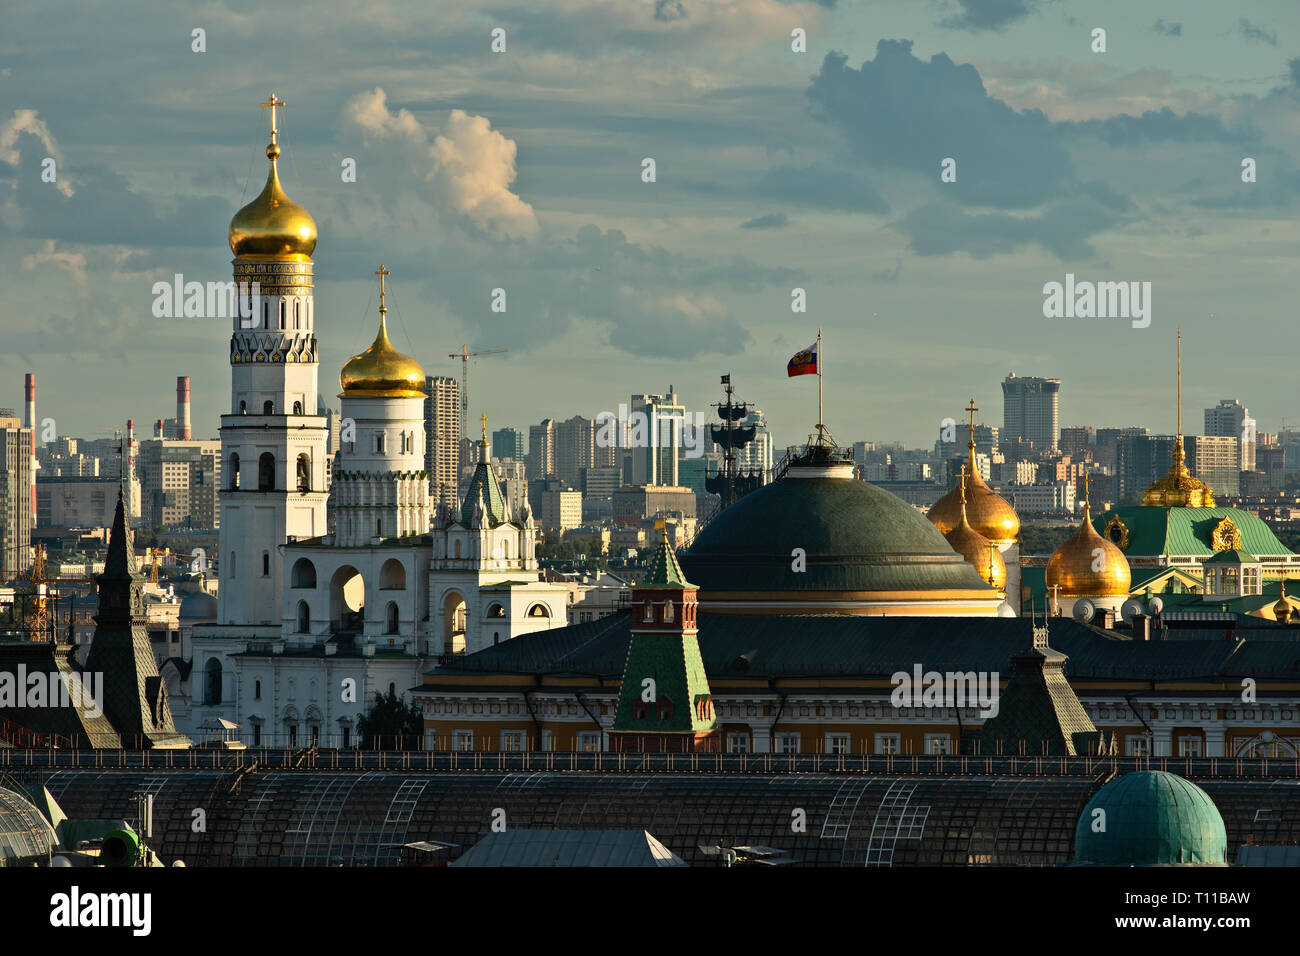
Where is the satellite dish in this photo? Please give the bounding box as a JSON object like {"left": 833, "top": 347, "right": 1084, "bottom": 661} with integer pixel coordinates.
{"left": 997, "top": 601, "right": 1016, "bottom": 618}
{"left": 1120, "top": 599, "right": 1144, "bottom": 623}
{"left": 1073, "top": 599, "right": 1096, "bottom": 623}
{"left": 1147, "top": 596, "right": 1164, "bottom": 616}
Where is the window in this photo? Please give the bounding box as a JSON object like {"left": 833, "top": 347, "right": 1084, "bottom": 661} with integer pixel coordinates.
{"left": 578, "top": 731, "right": 601, "bottom": 753}
{"left": 229, "top": 453, "right": 240, "bottom": 489}
{"left": 1179, "top": 736, "right": 1203, "bottom": 757}
{"left": 262, "top": 551, "right": 270, "bottom": 576}
{"left": 288, "top": 725, "right": 297, "bottom": 747}
{"left": 385, "top": 601, "right": 398, "bottom": 633}
{"left": 925, "top": 734, "right": 951, "bottom": 755}
{"left": 664, "top": 600, "right": 675, "bottom": 623}
{"left": 239, "top": 400, "right": 247, "bottom": 415}
{"left": 388, "top": 682, "right": 396, "bottom": 696}
{"left": 296, "top": 454, "right": 310, "bottom": 492}
{"left": 254, "top": 680, "right": 262, "bottom": 701}
{"left": 775, "top": 732, "right": 800, "bottom": 754}
{"left": 501, "top": 730, "right": 524, "bottom": 752}
{"left": 342, "top": 726, "right": 350, "bottom": 748}
{"left": 228, "top": 551, "right": 236, "bottom": 579}
{"left": 258, "top": 453, "right": 275, "bottom": 491}
{"left": 291, "top": 557, "right": 316, "bottom": 589}
{"left": 204, "top": 658, "right": 222, "bottom": 705}
{"left": 296, "top": 601, "right": 309, "bottom": 633}
{"left": 541, "top": 730, "right": 553, "bottom": 752}
{"left": 279, "top": 300, "right": 285, "bottom": 329}
{"left": 293, "top": 400, "right": 303, "bottom": 415}
{"left": 263, "top": 400, "right": 273, "bottom": 415}
{"left": 826, "top": 733, "right": 850, "bottom": 755}
{"left": 875, "top": 733, "right": 901, "bottom": 755}
{"left": 643, "top": 600, "right": 654, "bottom": 622}
{"left": 252, "top": 724, "right": 261, "bottom": 747}
{"left": 1127, "top": 734, "right": 1151, "bottom": 756}
{"left": 293, "top": 300, "right": 300, "bottom": 329}
{"left": 453, "top": 730, "right": 474, "bottom": 752}
{"left": 375, "top": 431, "right": 386, "bottom": 454}
{"left": 726, "top": 732, "right": 750, "bottom": 754}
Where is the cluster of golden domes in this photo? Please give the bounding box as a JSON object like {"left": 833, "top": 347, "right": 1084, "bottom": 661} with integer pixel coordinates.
{"left": 228, "top": 102, "right": 317, "bottom": 260}
{"left": 1046, "top": 476, "right": 1130, "bottom": 598}
{"left": 339, "top": 266, "right": 426, "bottom": 398}
{"left": 941, "top": 467, "right": 1007, "bottom": 591}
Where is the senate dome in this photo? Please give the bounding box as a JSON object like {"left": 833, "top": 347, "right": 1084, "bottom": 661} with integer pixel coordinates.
{"left": 678, "top": 450, "right": 1004, "bottom": 616}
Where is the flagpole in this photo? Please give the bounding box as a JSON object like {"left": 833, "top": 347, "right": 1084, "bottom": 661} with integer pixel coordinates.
{"left": 817, "top": 326, "right": 823, "bottom": 442}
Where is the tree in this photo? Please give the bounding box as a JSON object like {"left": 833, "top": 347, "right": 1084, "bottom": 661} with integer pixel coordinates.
{"left": 356, "top": 689, "right": 423, "bottom": 750}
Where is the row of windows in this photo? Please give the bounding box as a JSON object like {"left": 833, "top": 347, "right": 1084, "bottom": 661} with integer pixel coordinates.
{"left": 237, "top": 399, "right": 306, "bottom": 415}
{"left": 227, "top": 452, "right": 312, "bottom": 492}
{"left": 240, "top": 296, "right": 312, "bottom": 330}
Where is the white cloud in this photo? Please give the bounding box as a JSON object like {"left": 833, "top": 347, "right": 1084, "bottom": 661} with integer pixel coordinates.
{"left": 342, "top": 87, "right": 539, "bottom": 240}
{"left": 21, "top": 239, "right": 87, "bottom": 291}
{"left": 0, "top": 109, "right": 74, "bottom": 196}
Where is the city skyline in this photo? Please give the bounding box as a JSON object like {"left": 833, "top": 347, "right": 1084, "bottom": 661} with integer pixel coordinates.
{"left": 3, "top": 1, "right": 1299, "bottom": 448}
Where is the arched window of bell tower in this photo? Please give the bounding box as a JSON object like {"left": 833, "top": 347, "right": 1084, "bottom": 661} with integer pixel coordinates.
{"left": 279, "top": 300, "right": 286, "bottom": 329}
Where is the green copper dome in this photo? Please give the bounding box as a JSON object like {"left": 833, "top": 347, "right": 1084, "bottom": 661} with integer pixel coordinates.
{"left": 681, "top": 472, "right": 998, "bottom": 595}
{"left": 1073, "top": 771, "right": 1227, "bottom": 866}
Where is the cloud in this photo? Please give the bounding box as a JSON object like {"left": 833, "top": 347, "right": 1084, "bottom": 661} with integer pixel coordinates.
{"left": 1239, "top": 18, "right": 1277, "bottom": 47}
{"left": 754, "top": 163, "right": 888, "bottom": 212}
{"left": 1152, "top": 19, "right": 1182, "bottom": 37}
{"left": 21, "top": 239, "right": 87, "bottom": 291}
{"left": 940, "top": 0, "right": 1036, "bottom": 32}
{"left": 897, "top": 196, "right": 1119, "bottom": 259}
{"left": 0, "top": 110, "right": 73, "bottom": 197}
{"left": 740, "top": 213, "right": 789, "bottom": 229}
{"left": 341, "top": 87, "right": 539, "bottom": 240}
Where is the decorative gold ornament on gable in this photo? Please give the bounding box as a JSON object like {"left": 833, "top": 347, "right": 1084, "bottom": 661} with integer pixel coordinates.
{"left": 1103, "top": 515, "right": 1130, "bottom": 550}
{"left": 1211, "top": 517, "right": 1243, "bottom": 551}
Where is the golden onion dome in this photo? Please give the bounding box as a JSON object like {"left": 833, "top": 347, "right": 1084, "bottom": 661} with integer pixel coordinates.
{"left": 1274, "top": 581, "right": 1292, "bottom": 623}
{"left": 340, "top": 315, "right": 425, "bottom": 398}
{"left": 229, "top": 142, "right": 318, "bottom": 260}
{"left": 1046, "top": 490, "right": 1131, "bottom": 598}
{"left": 928, "top": 452, "right": 1020, "bottom": 542}
{"left": 944, "top": 481, "right": 1006, "bottom": 592}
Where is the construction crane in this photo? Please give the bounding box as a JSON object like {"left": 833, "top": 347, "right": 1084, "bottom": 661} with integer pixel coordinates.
{"left": 448, "top": 345, "right": 507, "bottom": 453}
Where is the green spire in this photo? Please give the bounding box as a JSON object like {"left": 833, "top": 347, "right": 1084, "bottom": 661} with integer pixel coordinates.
{"left": 459, "top": 456, "right": 508, "bottom": 528}
{"left": 640, "top": 528, "right": 693, "bottom": 588}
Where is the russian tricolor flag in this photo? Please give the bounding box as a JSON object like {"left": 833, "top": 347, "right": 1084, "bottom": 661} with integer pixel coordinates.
{"left": 787, "top": 340, "right": 818, "bottom": 377}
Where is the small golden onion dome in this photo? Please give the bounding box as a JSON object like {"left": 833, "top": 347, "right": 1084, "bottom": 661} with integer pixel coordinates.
{"left": 1274, "top": 581, "right": 1292, "bottom": 623}
{"left": 1046, "top": 492, "right": 1131, "bottom": 598}
{"left": 929, "top": 453, "right": 1020, "bottom": 542}
{"left": 340, "top": 315, "right": 425, "bottom": 398}
{"left": 229, "top": 142, "right": 318, "bottom": 260}
{"left": 945, "top": 488, "right": 1006, "bottom": 592}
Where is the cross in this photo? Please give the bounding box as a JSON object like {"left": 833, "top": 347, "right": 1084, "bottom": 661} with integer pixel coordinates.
{"left": 375, "top": 265, "right": 389, "bottom": 315}
{"left": 261, "top": 94, "right": 285, "bottom": 142}
{"left": 965, "top": 398, "right": 978, "bottom": 451}
{"left": 480, "top": 413, "right": 488, "bottom": 443}
{"left": 1082, "top": 472, "right": 1091, "bottom": 509}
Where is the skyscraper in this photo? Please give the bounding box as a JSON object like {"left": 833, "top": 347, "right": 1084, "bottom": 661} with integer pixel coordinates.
{"left": 630, "top": 387, "right": 685, "bottom": 486}
{"left": 0, "top": 415, "right": 33, "bottom": 578}
{"left": 1185, "top": 435, "right": 1240, "bottom": 496}
{"left": 425, "top": 375, "right": 460, "bottom": 509}
{"left": 554, "top": 415, "right": 596, "bottom": 487}
{"left": 1002, "top": 375, "right": 1060, "bottom": 451}
{"left": 1204, "top": 399, "right": 1255, "bottom": 472}
{"left": 1115, "top": 434, "right": 1178, "bottom": 504}
{"left": 527, "top": 419, "right": 556, "bottom": 479}
{"left": 491, "top": 426, "right": 524, "bottom": 463}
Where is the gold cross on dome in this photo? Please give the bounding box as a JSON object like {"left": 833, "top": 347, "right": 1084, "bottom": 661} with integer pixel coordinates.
{"left": 260, "top": 94, "right": 285, "bottom": 143}
{"left": 965, "top": 398, "right": 978, "bottom": 450}
{"left": 375, "top": 264, "right": 389, "bottom": 315}
{"left": 480, "top": 413, "right": 488, "bottom": 443}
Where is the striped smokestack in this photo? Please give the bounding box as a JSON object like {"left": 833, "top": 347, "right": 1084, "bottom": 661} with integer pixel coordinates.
{"left": 176, "top": 375, "right": 192, "bottom": 440}
{"left": 24, "top": 373, "right": 35, "bottom": 517}
{"left": 155, "top": 419, "right": 164, "bottom": 438}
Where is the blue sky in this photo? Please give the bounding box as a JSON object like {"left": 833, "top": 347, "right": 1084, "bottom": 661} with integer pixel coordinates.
{"left": 2, "top": 0, "right": 1298, "bottom": 449}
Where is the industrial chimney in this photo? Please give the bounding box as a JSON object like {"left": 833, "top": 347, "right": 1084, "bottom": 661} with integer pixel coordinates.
{"left": 176, "top": 376, "right": 192, "bottom": 440}
{"left": 155, "top": 419, "right": 164, "bottom": 438}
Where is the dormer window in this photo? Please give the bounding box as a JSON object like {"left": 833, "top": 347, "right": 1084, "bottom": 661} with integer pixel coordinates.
{"left": 643, "top": 600, "right": 653, "bottom": 622}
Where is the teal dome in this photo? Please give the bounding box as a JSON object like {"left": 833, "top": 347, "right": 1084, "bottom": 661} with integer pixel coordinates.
{"left": 681, "top": 470, "right": 997, "bottom": 595}
{"left": 1073, "top": 771, "right": 1227, "bottom": 866}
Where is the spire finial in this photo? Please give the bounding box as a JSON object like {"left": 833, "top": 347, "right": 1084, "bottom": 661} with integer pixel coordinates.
{"left": 480, "top": 412, "right": 488, "bottom": 445}
{"left": 965, "top": 398, "right": 978, "bottom": 452}
{"left": 260, "top": 93, "right": 285, "bottom": 150}
{"left": 1176, "top": 327, "right": 1182, "bottom": 437}
{"left": 375, "top": 264, "right": 389, "bottom": 318}
{"left": 1082, "top": 472, "right": 1091, "bottom": 516}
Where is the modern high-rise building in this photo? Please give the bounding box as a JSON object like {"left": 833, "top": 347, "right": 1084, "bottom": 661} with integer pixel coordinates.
{"left": 1257, "top": 438, "right": 1286, "bottom": 492}
{"left": 491, "top": 426, "right": 524, "bottom": 463}
{"left": 1115, "top": 434, "right": 1178, "bottom": 504}
{"left": 1002, "top": 375, "right": 1061, "bottom": 451}
{"left": 527, "top": 419, "right": 556, "bottom": 479}
{"left": 629, "top": 387, "right": 685, "bottom": 487}
{"left": 1059, "top": 426, "right": 1094, "bottom": 460}
{"left": 137, "top": 438, "right": 222, "bottom": 530}
{"left": 0, "top": 415, "right": 34, "bottom": 578}
{"left": 554, "top": 416, "right": 596, "bottom": 488}
{"left": 1204, "top": 399, "right": 1255, "bottom": 472}
{"left": 425, "top": 375, "right": 460, "bottom": 508}
{"left": 1185, "top": 435, "right": 1240, "bottom": 497}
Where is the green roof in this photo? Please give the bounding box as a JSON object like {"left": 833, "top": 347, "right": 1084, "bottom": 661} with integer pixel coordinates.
{"left": 1074, "top": 771, "right": 1227, "bottom": 866}
{"left": 681, "top": 475, "right": 997, "bottom": 594}
{"left": 1202, "top": 548, "right": 1258, "bottom": 565}
{"left": 1093, "top": 506, "right": 1291, "bottom": 558}
{"left": 460, "top": 455, "right": 509, "bottom": 528}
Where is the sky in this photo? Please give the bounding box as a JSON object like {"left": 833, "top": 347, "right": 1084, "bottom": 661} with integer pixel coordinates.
{"left": 2, "top": 0, "right": 1299, "bottom": 451}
